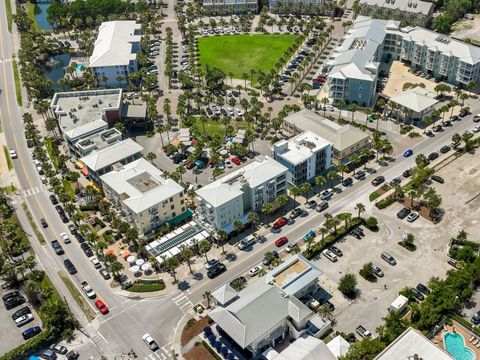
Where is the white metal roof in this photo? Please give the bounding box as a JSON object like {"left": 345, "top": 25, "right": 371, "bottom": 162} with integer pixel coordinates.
{"left": 80, "top": 138, "right": 143, "bottom": 171}
{"left": 100, "top": 158, "right": 184, "bottom": 214}
{"left": 273, "top": 130, "right": 331, "bottom": 166}
{"left": 327, "top": 335, "right": 351, "bottom": 358}
{"left": 359, "top": 0, "right": 433, "bottom": 15}
{"left": 273, "top": 336, "right": 337, "bottom": 360}
{"left": 374, "top": 327, "right": 454, "bottom": 360}
{"left": 89, "top": 21, "right": 141, "bottom": 67}
{"left": 390, "top": 87, "right": 438, "bottom": 112}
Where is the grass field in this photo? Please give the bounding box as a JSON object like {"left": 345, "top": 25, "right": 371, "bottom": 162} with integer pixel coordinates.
{"left": 194, "top": 118, "right": 249, "bottom": 138}
{"left": 197, "top": 34, "right": 298, "bottom": 82}
{"left": 22, "top": 201, "right": 46, "bottom": 245}
{"left": 45, "top": 137, "right": 59, "bottom": 170}
{"left": 5, "top": 0, "right": 12, "bottom": 33}
{"left": 62, "top": 179, "right": 75, "bottom": 200}
{"left": 3, "top": 145, "right": 13, "bottom": 170}
{"left": 12, "top": 59, "right": 22, "bottom": 106}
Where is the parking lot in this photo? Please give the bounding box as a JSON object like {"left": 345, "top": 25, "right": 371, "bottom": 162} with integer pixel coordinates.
{"left": 0, "top": 289, "right": 42, "bottom": 355}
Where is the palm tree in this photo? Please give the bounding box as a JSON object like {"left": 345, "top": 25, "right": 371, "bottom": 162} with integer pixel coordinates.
{"left": 337, "top": 99, "right": 346, "bottom": 120}
{"left": 338, "top": 164, "right": 349, "bottom": 180}
{"left": 261, "top": 202, "right": 274, "bottom": 218}
{"left": 315, "top": 176, "right": 326, "bottom": 194}
{"left": 348, "top": 103, "right": 358, "bottom": 123}
{"left": 355, "top": 203, "right": 365, "bottom": 219}
{"left": 289, "top": 186, "right": 301, "bottom": 209}
{"left": 165, "top": 257, "right": 180, "bottom": 283}
{"left": 233, "top": 220, "right": 244, "bottom": 234}
{"left": 198, "top": 239, "right": 212, "bottom": 261}
{"left": 146, "top": 152, "right": 157, "bottom": 163}
{"left": 203, "top": 291, "right": 213, "bottom": 308}
{"left": 216, "top": 229, "right": 228, "bottom": 254}
{"left": 180, "top": 245, "right": 195, "bottom": 274}
{"left": 247, "top": 212, "right": 259, "bottom": 234}
{"left": 318, "top": 227, "right": 328, "bottom": 243}
{"left": 327, "top": 170, "right": 339, "bottom": 187}
{"left": 276, "top": 195, "right": 289, "bottom": 215}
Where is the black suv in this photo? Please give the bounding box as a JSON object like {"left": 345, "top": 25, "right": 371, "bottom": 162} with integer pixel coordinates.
{"left": 402, "top": 169, "right": 412, "bottom": 178}
{"left": 431, "top": 175, "right": 444, "bottom": 184}
{"left": 4, "top": 295, "right": 26, "bottom": 309}
{"left": 396, "top": 207, "right": 411, "bottom": 219}
{"left": 49, "top": 195, "right": 58, "bottom": 205}
{"left": 416, "top": 283, "right": 430, "bottom": 295}
{"left": 207, "top": 263, "right": 226, "bottom": 279}
{"left": 63, "top": 259, "right": 77, "bottom": 275}
{"left": 428, "top": 152, "right": 439, "bottom": 161}
{"left": 12, "top": 306, "right": 31, "bottom": 320}
{"left": 342, "top": 177, "right": 353, "bottom": 186}
{"left": 80, "top": 243, "right": 93, "bottom": 257}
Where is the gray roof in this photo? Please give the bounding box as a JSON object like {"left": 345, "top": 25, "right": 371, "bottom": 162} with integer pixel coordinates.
{"left": 121, "top": 104, "right": 147, "bottom": 119}
{"left": 209, "top": 255, "right": 321, "bottom": 349}
{"left": 272, "top": 336, "right": 337, "bottom": 360}
{"left": 80, "top": 138, "right": 143, "bottom": 171}
{"left": 211, "top": 284, "right": 238, "bottom": 305}
{"left": 390, "top": 86, "right": 438, "bottom": 112}
{"left": 374, "top": 328, "right": 454, "bottom": 360}
{"left": 284, "top": 109, "right": 370, "bottom": 152}
{"left": 327, "top": 17, "right": 400, "bottom": 81}
{"left": 359, "top": 0, "right": 433, "bottom": 15}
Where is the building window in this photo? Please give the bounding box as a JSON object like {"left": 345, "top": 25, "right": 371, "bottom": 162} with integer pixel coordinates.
{"left": 171, "top": 205, "right": 175, "bottom": 210}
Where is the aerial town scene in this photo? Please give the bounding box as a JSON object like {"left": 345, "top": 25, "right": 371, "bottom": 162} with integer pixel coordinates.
{"left": 0, "top": 0, "right": 479, "bottom": 359}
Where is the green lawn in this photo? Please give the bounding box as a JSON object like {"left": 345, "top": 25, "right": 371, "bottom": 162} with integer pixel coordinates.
{"left": 26, "top": 2, "right": 41, "bottom": 32}
{"left": 5, "top": 0, "right": 12, "bottom": 33}
{"left": 45, "top": 137, "right": 59, "bottom": 170}
{"left": 197, "top": 34, "right": 298, "bottom": 82}
{"left": 62, "top": 179, "right": 75, "bottom": 200}
{"left": 22, "top": 201, "right": 46, "bottom": 245}
{"left": 194, "top": 118, "right": 250, "bottom": 138}
{"left": 3, "top": 145, "right": 13, "bottom": 170}
{"left": 12, "top": 59, "right": 22, "bottom": 106}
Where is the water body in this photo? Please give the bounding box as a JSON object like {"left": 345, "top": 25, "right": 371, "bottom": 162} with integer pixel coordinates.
{"left": 34, "top": 3, "right": 54, "bottom": 31}
{"left": 41, "top": 53, "right": 71, "bottom": 90}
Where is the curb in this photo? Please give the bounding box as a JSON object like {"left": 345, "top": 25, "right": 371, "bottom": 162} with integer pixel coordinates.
{"left": 172, "top": 311, "right": 192, "bottom": 360}
{"left": 115, "top": 289, "right": 171, "bottom": 300}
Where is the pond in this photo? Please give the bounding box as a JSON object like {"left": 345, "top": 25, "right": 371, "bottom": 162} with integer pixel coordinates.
{"left": 33, "top": 3, "right": 54, "bottom": 31}
{"left": 41, "top": 53, "right": 71, "bottom": 90}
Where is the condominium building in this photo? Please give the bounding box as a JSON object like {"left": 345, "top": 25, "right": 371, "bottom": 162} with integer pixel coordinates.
{"left": 269, "top": 0, "right": 336, "bottom": 15}
{"left": 202, "top": 0, "right": 258, "bottom": 14}
{"left": 196, "top": 156, "right": 287, "bottom": 232}
{"left": 89, "top": 21, "right": 142, "bottom": 88}
{"left": 282, "top": 110, "right": 371, "bottom": 165}
{"left": 325, "top": 17, "right": 480, "bottom": 107}
{"left": 272, "top": 130, "right": 333, "bottom": 187}
{"left": 101, "top": 159, "right": 186, "bottom": 235}
{"left": 359, "top": 0, "right": 434, "bottom": 26}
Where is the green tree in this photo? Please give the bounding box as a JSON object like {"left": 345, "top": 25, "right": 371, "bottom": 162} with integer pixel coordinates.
{"left": 315, "top": 175, "right": 326, "bottom": 194}
{"left": 355, "top": 203, "right": 365, "bottom": 219}
{"left": 338, "top": 273, "right": 357, "bottom": 298}
{"left": 359, "top": 262, "right": 376, "bottom": 282}
{"left": 276, "top": 194, "right": 289, "bottom": 214}
{"left": 203, "top": 291, "right": 212, "bottom": 308}
{"left": 165, "top": 257, "right": 180, "bottom": 282}
{"left": 340, "top": 338, "right": 386, "bottom": 360}
{"left": 180, "top": 245, "right": 195, "bottom": 274}
{"left": 198, "top": 239, "right": 212, "bottom": 261}
{"left": 299, "top": 182, "right": 312, "bottom": 202}
{"left": 289, "top": 186, "right": 301, "bottom": 209}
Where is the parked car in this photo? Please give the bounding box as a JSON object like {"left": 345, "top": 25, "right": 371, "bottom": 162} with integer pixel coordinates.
{"left": 431, "top": 175, "right": 444, "bottom": 184}
{"left": 22, "top": 326, "right": 41, "bottom": 340}
{"left": 15, "top": 313, "right": 34, "bottom": 327}
{"left": 272, "top": 217, "right": 287, "bottom": 229}
{"left": 248, "top": 266, "right": 262, "bottom": 277}
{"left": 416, "top": 283, "right": 430, "bottom": 295}
{"left": 231, "top": 156, "right": 241, "bottom": 166}
{"left": 411, "top": 288, "right": 425, "bottom": 301}
{"left": 95, "top": 299, "right": 109, "bottom": 314}
{"left": 440, "top": 145, "right": 451, "bottom": 154}
{"left": 320, "top": 189, "right": 333, "bottom": 201}
{"left": 471, "top": 311, "right": 480, "bottom": 325}
{"left": 285, "top": 243, "right": 296, "bottom": 253}
{"left": 207, "top": 263, "right": 226, "bottom": 279}
{"left": 11, "top": 306, "right": 31, "bottom": 320}
{"left": 342, "top": 177, "right": 353, "bottom": 186}
{"left": 428, "top": 152, "right": 439, "bottom": 161}
{"left": 328, "top": 246, "right": 343, "bottom": 257}
{"left": 289, "top": 208, "right": 303, "bottom": 219}
{"left": 402, "top": 169, "right": 412, "bottom": 178}
{"left": 238, "top": 235, "right": 256, "bottom": 250}
{"left": 90, "top": 256, "right": 101, "bottom": 269}
{"left": 406, "top": 212, "right": 419, "bottom": 222}
{"left": 60, "top": 232, "right": 71, "bottom": 244}
{"left": 316, "top": 201, "right": 329, "bottom": 212}
{"left": 381, "top": 251, "right": 397, "bottom": 265}
{"left": 306, "top": 200, "right": 317, "bottom": 209}
{"left": 63, "top": 259, "right": 77, "bottom": 275}
{"left": 372, "top": 265, "right": 384, "bottom": 277}
{"left": 403, "top": 149, "right": 413, "bottom": 157}
{"left": 354, "top": 170, "right": 366, "bottom": 180}
{"left": 50, "top": 344, "right": 68, "bottom": 355}
{"left": 322, "top": 249, "right": 338, "bottom": 262}
{"left": 274, "top": 237, "right": 288, "bottom": 247}
{"left": 389, "top": 177, "right": 401, "bottom": 187}
{"left": 81, "top": 243, "right": 93, "bottom": 257}
{"left": 303, "top": 230, "right": 316, "bottom": 241}
{"left": 205, "top": 258, "right": 220, "bottom": 270}
{"left": 99, "top": 268, "right": 111, "bottom": 280}
{"left": 4, "top": 295, "right": 25, "bottom": 309}
{"left": 49, "top": 195, "right": 58, "bottom": 205}
{"left": 51, "top": 240, "right": 64, "bottom": 255}
{"left": 396, "top": 207, "right": 411, "bottom": 219}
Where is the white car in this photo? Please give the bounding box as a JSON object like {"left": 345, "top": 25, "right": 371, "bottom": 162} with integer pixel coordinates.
{"left": 320, "top": 189, "right": 333, "bottom": 201}
{"left": 322, "top": 249, "right": 338, "bottom": 262}
{"left": 90, "top": 256, "right": 101, "bottom": 269}
{"left": 234, "top": 108, "right": 243, "bottom": 117}
{"left": 472, "top": 126, "right": 480, "bottom": 133}
{"left": 205, "top": 258, "right": 220, "bottom": 270}
{"left": 406, "top": 212, "right": 419, "bottom": 222}
{"left": 60, "top": 232, "right": 71, "bottom": 244}
{"left": 9, "top": 149, "right": 17, "bottom": 159}
{"left": 225, "top": 160, "right": 232, "bottom": 168}
{"left": 249, "top": 265, "right": 262, "bottom": 277}
{"left": 142, "top": 333, "right": 159, "bottom": 351}
{"left": 285, "top": 243, "right": 296, "bottom": 253}
{"left": 15, "top": 313, "right": 34, "bottom": 327}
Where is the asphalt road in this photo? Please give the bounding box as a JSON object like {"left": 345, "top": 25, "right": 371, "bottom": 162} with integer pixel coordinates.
{"left": 1, "top": 0, "right": 480, "bottom": 358}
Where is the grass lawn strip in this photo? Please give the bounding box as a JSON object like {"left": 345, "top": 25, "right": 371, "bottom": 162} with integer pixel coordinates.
{"left": 25, "top": 2, "right": 41, "bottom": 32}
{"left": 21, "top": 201, "right": 46, "bottom": 245}
{"left": 12, "top": 59, "right": 23, "bottom": 106}
{"left": 62, "top": 179, "right": 75, "bottom": 200}
{"left": 197, "top": 34, "right": 298, "bottom": 82}
{"left": 3, "top": 145, "right": 13, "bottom": 170}
{"left": 2, "top": 184, "right": 16, "bottom": 194}
{"left": 45, "top": 137, "right": 59, "bottom": 170}
{"left": 5, "top": 0, "right": 13, "bottom": 32}
{"left": 58, "top": 270, "right": 96, "bottom": 321}
{"left": 194, "top": 118, "right": 250, "bottom": 138}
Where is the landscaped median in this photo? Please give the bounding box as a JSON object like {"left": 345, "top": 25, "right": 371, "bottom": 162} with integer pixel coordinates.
{"left": 21, "top": 201, "right": 46, "bottom": 245}
{"left": 126, "top": 279, "right": 166, "bottom": 292}
{"left": 58, "top": 270, "right": 96, "bottom": 321}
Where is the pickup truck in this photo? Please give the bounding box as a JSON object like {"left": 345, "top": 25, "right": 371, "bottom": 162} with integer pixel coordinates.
{"left": 356, "top": 325, "right": 372, "bottom": 339}
{"left": 80, "top": 281, "right": 96, "bottom": 299}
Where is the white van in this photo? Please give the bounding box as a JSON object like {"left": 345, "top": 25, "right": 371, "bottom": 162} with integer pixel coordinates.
{"left": 238, "top": 235, "right": 256, "bottom": 250}
{"left": 90, "top": 256, "right": 101, "bottom": 269}
{"left": 322, "top": 249, "right": 338, "bottom": 262}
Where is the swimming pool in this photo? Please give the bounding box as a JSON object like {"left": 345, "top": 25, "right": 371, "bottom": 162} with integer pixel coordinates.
{"left": 444, "top": 332, "right": 475, "bottom": 360}
{"left": 76, "top": 64, "right": 85, "bottom": 71}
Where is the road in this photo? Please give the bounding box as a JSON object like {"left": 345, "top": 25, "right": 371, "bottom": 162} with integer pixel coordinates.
{"left": 1, "top": 0, "right": 480, "bottom": 358}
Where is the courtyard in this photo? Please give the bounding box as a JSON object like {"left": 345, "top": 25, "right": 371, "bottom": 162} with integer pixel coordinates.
{"left": 197, "top": 34, "right": 299, "bottom": 81}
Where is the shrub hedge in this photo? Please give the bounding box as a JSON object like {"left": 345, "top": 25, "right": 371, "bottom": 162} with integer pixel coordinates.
{"left": 126, "top": 279, "right": 166, "bottom": 293}
{"left": 376, "top": 196, "right": 396, "bottom": 209}
{"left": 94, "top": 217, "right": 106, "bottom": 228}
{"left": 0, "top": 329, "right": 55, "bottom": 360}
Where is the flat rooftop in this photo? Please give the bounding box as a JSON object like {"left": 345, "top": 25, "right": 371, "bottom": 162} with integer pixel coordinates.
{"left": 274, "top": 130, "right": 331, "bottom": 165}
{"left": 127, "top": 172, "right": 160, "bottom": 193}
{"left": 273, "top": 260, "right": 309, "bottom": 288}
{"left": 50, "top": 89, "right": 122, "bottom": 136}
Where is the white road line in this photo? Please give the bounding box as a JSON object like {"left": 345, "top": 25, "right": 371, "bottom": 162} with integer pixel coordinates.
{"left": 172, "top": 292, "right": 186, "bottom": 301}
{"left": 97, "top": 331, "right": 108, "bottom": 344}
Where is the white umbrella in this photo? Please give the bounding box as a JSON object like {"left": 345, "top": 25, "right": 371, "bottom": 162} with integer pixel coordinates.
{"left": 129, "top": 265, "right": 140, "bottom": 273}
{"left": 126, "top": 255, "right": 137, "bottom": 264}
{"left": 141, "top": 263, "right": 151, "bottom": 272}
{"left": 135, "top": 258, "right": 145, "bottom": 266}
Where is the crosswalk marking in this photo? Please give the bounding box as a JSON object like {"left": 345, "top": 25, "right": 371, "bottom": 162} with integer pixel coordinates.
{"left": 145, "top": 343, "right": 172, "bottom": 360}
{"left": 90, "top": 332, "right": 115, "bottom": 358}
{"left": 21, "top": 185, "right": 47, "bottom": 198}
{"left": 172, "top": 291, "right": 193, "bottom": 313}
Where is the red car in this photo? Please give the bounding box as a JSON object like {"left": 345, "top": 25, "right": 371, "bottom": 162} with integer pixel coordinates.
{"left": 95, "top": 300, "right": 109, "bottom": 314}
{"left": 185, "top": 162, "right": 194, "bottom": 170}
{"left": 275, "top": 237, "right": 288, "bottom": 247}
{"left": 231, "top": 156, "right": 241, "bottom": 166}
{"left": 272, "top": 217, "right": 287, "bottom": 229}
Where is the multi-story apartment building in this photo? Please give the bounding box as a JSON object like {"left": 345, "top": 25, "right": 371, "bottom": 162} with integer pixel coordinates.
{"left": 358, "top": 0, "right": 434, "bottom": 26}
{"left": 202, "top": 0, "right": 258, "bottom": 14}
{"left": 272, "top": 131, "right": 333, "bottom": 187}
{"left": 89, "top": 21, "right": 142, "bottom": 88}
{"left": 325, "top": 17, "right": 480, "bottom": 107}
{"left": 101, "top": 158, "right": 187, "bottom": 235}
{"left": 196, "top": 156, "right": 287, "bottom": 232}
{"left": 269, "top": 0, "right": 336, "bottom": 15}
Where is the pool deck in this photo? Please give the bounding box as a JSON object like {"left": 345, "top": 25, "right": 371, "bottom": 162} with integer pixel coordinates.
{"left": 433, "top": 321, "right": 479, "bottom": 359}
